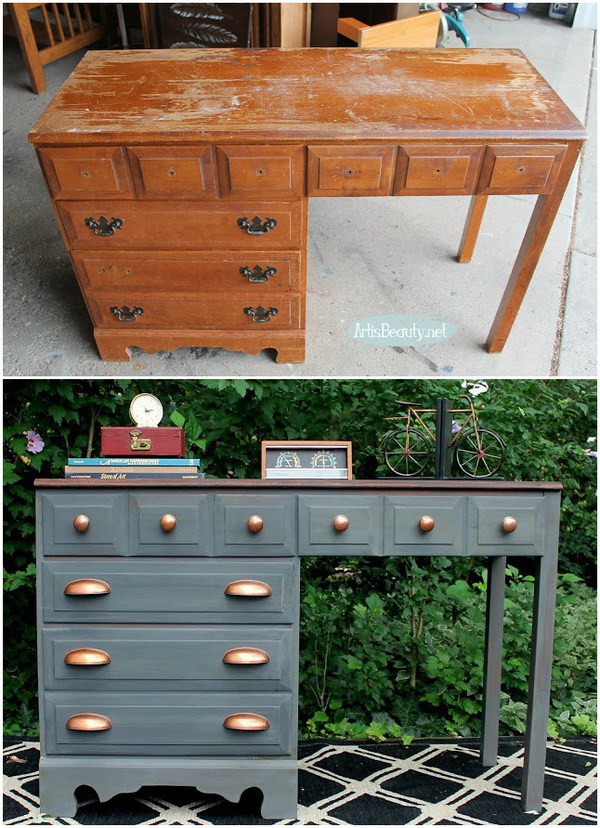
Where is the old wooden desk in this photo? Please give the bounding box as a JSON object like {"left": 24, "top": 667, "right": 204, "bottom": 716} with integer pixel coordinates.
{"left": 36, "top": 477, "right": 561, "bottom": 818}
{"left": 28, "top": 48, "right": 586, "bottom": 363}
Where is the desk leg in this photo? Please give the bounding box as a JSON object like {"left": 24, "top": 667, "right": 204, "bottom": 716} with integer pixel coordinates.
{"left": 458, "top": 195, "right": 488, "bottom": 263}
{"left": 481, "top": 555, "right": 506, "bottom": 766}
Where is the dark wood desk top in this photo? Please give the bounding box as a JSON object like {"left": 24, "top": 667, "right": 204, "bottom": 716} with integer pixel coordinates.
{"left": 29, "top": 48, "right": 586, "bottom": 145}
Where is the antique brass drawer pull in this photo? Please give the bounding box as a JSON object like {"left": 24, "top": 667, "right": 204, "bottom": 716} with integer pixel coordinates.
{"left": 223, "top": 647, "right": 270, "bottom": 665}
{"left": 237, "top": 216, "right": 277, "bottom": 235}
{"left": 240, "top": 265, "right": 277, "bottom": 283}
{"left": 419, "top": 515, "right": 436, "bottom": 533}
{"left": 73, "top": 514, "right": 90, "bottom": 533}
{"left": 332, "top": 514, "right": 350, "bottom": 532}
{"left": 501, "top": 516, "right": 518, "bottom": 533}
{"left": 244, "top": 306, "right": 278, "bottom": 324}
{"left": 247, "top": 515, "right": 264, "bottom": 533}
{"left": 64, "top": 648, "right": 111, "bottom": 666}
{"left": 66, "top": 713, "right": 112, "bottom": 731}
{"left": 110, "top": 305, "right": 143, "bottom": 323}
{"left": 64, "top": 578, "right": 111, "bottom": 596}
{"left": 160, "top": 513, "right": 177, "bottom": 532}
{"left": 224, "top": 579, "right": 272, "bottom": 597}
{"left": 223, "top": 712, "right": 270, "bottom": 731}
{"left": 84, "top": 216, "right": 123, "bottom": 237}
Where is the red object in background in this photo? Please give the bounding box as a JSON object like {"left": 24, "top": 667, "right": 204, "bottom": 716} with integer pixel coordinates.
{"left": 101, "top": 427, "right": 186, "bottom": 457}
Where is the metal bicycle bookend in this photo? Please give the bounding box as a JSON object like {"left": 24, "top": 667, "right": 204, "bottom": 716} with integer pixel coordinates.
{"left": 380, "top": 395, "right": 505, "bottom": 478}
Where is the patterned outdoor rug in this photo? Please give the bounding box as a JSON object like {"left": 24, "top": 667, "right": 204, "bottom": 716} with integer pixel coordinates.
{"left": 3, "top": 737, "right": 596, "bottom": 825}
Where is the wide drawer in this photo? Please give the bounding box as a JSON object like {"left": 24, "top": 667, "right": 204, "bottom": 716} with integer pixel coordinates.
{"left": 468, "top": 495, "right": 546, "bottom": 555}
{"left": 42, "top": 559, "right": 298, "bottom": 623}
{"left": 40, "top": 492, "right": 128, "bottom": 556}
{"left": 394, "top": 145, "right": 483, "bottom": 195}
{"left": 307, "top": 145, "right": 396, "bottom": 196}
{"left": 298, "top": 495, "right": 384, "bottom": 555}
{"left": 479, "top": 144, "right": 566, "bottom": 194}
{"left": 42, "top": 625, "right": 293, "bottom": 691}
{"left": 45, "top": 691, "right": 292, "bottom": 755}
{"left": 57, "top": 201, "right": 305, "bottom": 250}
{"left": 384, "top": 496, "right": 467, "bottom": 555}
{"left": 38, "top": 146, "right": 134, "bottom": 199}
{"left": 215, "top": 495, "right": 296, "bottom": 556}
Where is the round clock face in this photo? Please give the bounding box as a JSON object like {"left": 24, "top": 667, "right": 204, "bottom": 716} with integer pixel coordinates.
{"left": 129, "top": 393, "right": 164, "bottom": 428}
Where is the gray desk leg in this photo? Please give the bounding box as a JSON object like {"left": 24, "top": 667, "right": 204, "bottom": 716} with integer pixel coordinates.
{"left": 521, "top": 550, "right": 559, "bottom": 812}
{"left": 481, "top": 555, "right": 506, "bottom": 766}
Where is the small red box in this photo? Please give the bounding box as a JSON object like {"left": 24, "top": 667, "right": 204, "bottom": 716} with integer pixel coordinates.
{"left": 101, "top": 427, "right": 186, "bottom": 457}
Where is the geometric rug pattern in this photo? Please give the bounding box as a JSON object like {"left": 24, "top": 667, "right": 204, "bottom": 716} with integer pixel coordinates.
{"left": 4, "top": 737, "right": 597, "bottom": 825}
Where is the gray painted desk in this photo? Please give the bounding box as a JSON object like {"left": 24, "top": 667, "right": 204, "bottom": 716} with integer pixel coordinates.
{"left": 35, "top": 478, "right": 561, "bottom": 818}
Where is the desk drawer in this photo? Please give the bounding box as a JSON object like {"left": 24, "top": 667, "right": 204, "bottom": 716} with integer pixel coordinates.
{"left": 298, "top": 495, "right": 383, "bottom": 555}
{"left": 480, "top": 144, "right": 566, "bottom": 194}
{"left": 394, "top": 145, "right": 482, "bottom": 195}
{"left": 43, "top": 559, "right": 298, "bottom": 623}
{"left": 38, "top": 146, "right": 133, "bottom": 199}
{"left": 217, "top": 145, "right": 305, "bottom": 197}
{"left": 45, "top": 691, "right": 292, "bottom": 755}
{"left": 307, "top": 146, "right": 395, "bottom": 196}
{"left": 384, "top": 496, "right": 467, "bottom": 555}
{"left": 468, "top": 496, "right": 545, "bottom": 555}
{"left": 40, "top": 492, "right": 128, "bottom": 556}
{"left": 128, "top": 145, "right": 216, "bottom": 199}
{"left": 129, "top": 493, "right": 213, "bottom": 555}
{"left": 215, "top": 495, "right": 296, "bottom": 556}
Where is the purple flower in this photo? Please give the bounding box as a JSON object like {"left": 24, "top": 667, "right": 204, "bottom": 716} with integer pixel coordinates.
{"left": 586, "top": 449, "right": 597, "bottom": 459}
{"left": 26, "top": 430, "right": 44, "bottom": 454}
{"left": 452, "top": 420, "right": 462, "bottom": 434}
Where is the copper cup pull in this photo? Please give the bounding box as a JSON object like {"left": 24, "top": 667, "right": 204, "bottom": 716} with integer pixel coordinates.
{"left": 64, "top": 578, "right": 111, "bottom": 596}
{"left": 224, "top": 579, "right": 272, "bottom": 598}
{"left": 223, "top": 647, "right": 270, "bottom": 665}
{"left": 66, "top": 713, "right": 112, "bottom": 732}
{"left": 501, "top": 516, "right": 518, "bottom": 533}
{"left": 419, "top": 515, "right": 435, "bottom": 533}
{"left": 73, "top": 514, "right": 90, "bottom": 533}
{"left": 247, "top": 515, "right": 264, "bottom": 533}
{"left": 160, "top": 513, "right": 177, "bottom": 532}
{"left": 332, "top": 514, "right": 349, "bottom": 532}
{"left": 64, "top": 648, "right": 111, "bottom": 666}
{"left": 223, "top": 712, "right": 270, "bottom": 731}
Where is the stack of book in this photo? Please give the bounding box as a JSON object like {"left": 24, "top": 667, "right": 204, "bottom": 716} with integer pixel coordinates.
{"left": 65, "top": 458, "right": 203, "bottom": 480}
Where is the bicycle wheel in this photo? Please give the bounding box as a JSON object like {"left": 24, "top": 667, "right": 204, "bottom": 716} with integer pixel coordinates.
{"left": 454, "top": 428, "right": 505, "bottom": 478}
{"left": 381, "top": 427, "right": 432, "bottom": 477}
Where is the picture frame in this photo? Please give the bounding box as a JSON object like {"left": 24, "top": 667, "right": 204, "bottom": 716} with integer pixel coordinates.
{"left": 261, "top": 440, "right": 353, "bottom": 480}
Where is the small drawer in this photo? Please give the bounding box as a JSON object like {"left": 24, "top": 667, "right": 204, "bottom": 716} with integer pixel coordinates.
{"left": 38, "top": 146, "right": 134, "bottom": 199}
{"left": 128, "top": 145, "right": 216, "bottom": 199}
{"left": 42, "top": 559, "right": 298, "bottom": 623}
{"left": 298, "top": 495, "right": 383, "bottom": 555}
{"left": 39, "top": 492, "right": 128, "bottom": 556}
{"left": 215, "top": 495, "right": 296, "bottom": 556}
{"left": 307, "top": 146, "right": 396, "bottom": 196}
{"left": 479, "top": 144, "right": 566, "bottom": 193}
{"left": 43, "top": 625, "right": 293, "bottom": 692}
{"left": 128, "top": 493, "right": 213, "bottom": 555}
{"left": 468, "top": 496, "right": 545, "bottom": 555}
{"left": 394, "top": 145, "right": 483, "bottom": 195}
{"left": 384, "top": 496, "right": 467, "bottom": 555}
{"left": 217, "top": 145, "right": 305, "bottom": 197}
{"left": 45, "top": 691, "right": 292, "bottom": 756}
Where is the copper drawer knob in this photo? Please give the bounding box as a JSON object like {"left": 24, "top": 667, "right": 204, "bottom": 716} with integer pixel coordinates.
{"left": 64, "top": 578, "right": 111, "bottom": 596}
{"left": 66, "top": 713, "right": 112, "bottom": 732}
{"left": 160, "top": 513, "right": 177, "bottom": 532}
{"left": 223, "top": 647, "right": 270, "bottom": 665}
{"left": 224, "top": 579, "right": 272, "bottom": 598}
{"left": 247, "top": 515, "right": 264, "bottom": 533}
{"left": 419, "top": 515, "right": 436, "bottom": 533}
{"left": 64, "top": 648, "right": 111, "bottom": 666}
{"left": 332, "top": 514, "right": 350, "bottom": 532}
{"left": 223, "top": 712, "right": 270, "bottom": 731}
{"left": 501, "top": 516, "right": 518, "bottom": 533}
{"left": 73, "top": 515, "right": 90, "bottom": 533}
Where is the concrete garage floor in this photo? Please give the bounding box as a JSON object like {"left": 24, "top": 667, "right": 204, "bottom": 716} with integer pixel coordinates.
{"left": 3, "top": 8, "right": 596, "bottom": 378}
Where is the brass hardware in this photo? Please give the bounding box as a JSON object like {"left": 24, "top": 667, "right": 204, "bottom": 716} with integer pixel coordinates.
{"left": 110, "top": 305, "right": 143, "bottom": 323}
{"left": 419, "top": 515, "right": 436, "bottom": 533}
{"left": 160, "top": 513, "right": 177, "bottom": 532}
{"left": 247, "top": 515, "right": 264, "bottom": 533}
{"left": 129, "top": 429, "right": 152, "bottom": 451}
{"left": 73, "top": 514, "right": 90, "bottom": 533}
{"left": 332, "top": 514, "right": 350, "bottom": 532}
{"left": 237, "top": 216, "right": 278, "bottom": 235}
{"left": 84, "top": 216, "right": 123, "bottom": 237}
{"left": 344, "top": 168, "right": 354, "bottom": 177}
{"left": 224, "top": 580, "right": 272, "bottom": 597}
{"left": 244, "top": 305, "right": 278, "bottom": 323}
{"left": 167, "top": 169, "right": 176, "bottom": 177}
{"left": 501, "top": 516, "right": 518, "bottom": 533}
{"left": 66, "top": 713, "right": 112, "bottom": 732}
{"left": 64, "top": 578, "right": 111, "bottom": 596}
{"left": 223, "top": 647, "right": 270, "bottom": 665}
{"left": 255, "top": 168, "right": 265, "bottom": 176}
{"left": 240, "top": 265, "right": 277, "bottom": 284}
{"left": 81, "top": 170, "right": 90, "bottom": 178}
{"left": 223, "top": 712, "right": 270, "bottom": 731}
{"left": 64, "top": 648, "right": 111, "bottom": 666}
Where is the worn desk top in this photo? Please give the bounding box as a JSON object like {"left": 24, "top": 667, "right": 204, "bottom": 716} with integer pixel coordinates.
{"left": 29, "top": 48, "right": 586, "bottom": 145}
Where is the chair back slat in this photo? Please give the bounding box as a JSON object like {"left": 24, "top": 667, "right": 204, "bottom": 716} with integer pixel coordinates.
{"left": 62, "top": 2, "right": 74, "bottom": 38}
{"left": 40, "top": 3, "right": 55, "bottom": 45}
{"left": 50, "top": 3, "right": 65, "bottom": 41}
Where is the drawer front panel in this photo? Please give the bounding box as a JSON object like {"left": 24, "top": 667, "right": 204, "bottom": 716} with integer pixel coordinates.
{"left": 43, "top": 559, "right": 298, "bottom": 623}
{"left": 128, "top": 145, "right": 216, "bottom": 198}
{"left": 217, "top": 146, "right": 305, "bottom": 197}
{"left": 73, "top": 251, "right": 301, "bottom": 292}
{"left": 215, "top": 495, "right": 296, "bottom": 556}
{"left": 129, "top": 493, "right": 213, "bottom": 555}
{"left": 40, "top": 492, "right": 128, "bottom": 556}
{"left": 38, "top": 146, "right": 133, "bottom": 199}
{"left": 298, "top": 495, "right": 383, "bottom": 555}
{"left": 480, "top": 144, "right": 566, "bottom": 193}
{"left": 45, "top": 691, "right": 291, "bottom": 755}
{"left": 395, "top": 145, "right": 483, "bottom": 195}
{"left": 43, "top": 626, "right": 293, "bottom": 691}
{"left": 307, "top": 146, "right": 395, "bottom": 196}
{"left": 384, "top": 496, "right": 467, "bottom": 555}
{"left": 468, "top": 496, "right": 545, "bottom": 555}
{"left": 58, "top": 201, "right": 305, "bottom": 250}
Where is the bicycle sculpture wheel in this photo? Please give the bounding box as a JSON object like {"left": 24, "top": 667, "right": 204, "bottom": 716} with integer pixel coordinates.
{"left": 381, "top": 428, "right": 432, "bottom": 477}
{"left": 453, "top": 428, "right": 505, "bottom": 478}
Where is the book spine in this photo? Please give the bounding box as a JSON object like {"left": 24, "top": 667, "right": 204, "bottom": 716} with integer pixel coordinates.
{"left": 65, "top": 466, "right": 199, "bottom": 476}
{"left": 65, "top": 472, "right": 204, "bottom": 480}
{"left": 67, "top": 458, "right": 200, "bottom": 467}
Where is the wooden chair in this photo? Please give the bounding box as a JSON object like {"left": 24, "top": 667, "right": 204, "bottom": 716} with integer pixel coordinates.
{"left": 337, "top": 9, "right": 441, "bottom": 48}
{"left": 5, "top": 3, "right": 107, "bottom": 93}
